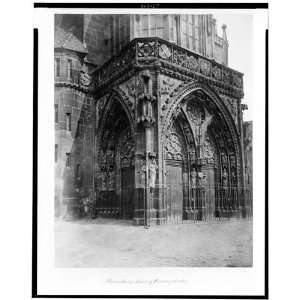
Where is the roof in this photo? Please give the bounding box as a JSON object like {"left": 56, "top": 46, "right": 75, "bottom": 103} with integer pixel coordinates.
{"left": 55, "top": 27, "right": 88, "bottom": 54}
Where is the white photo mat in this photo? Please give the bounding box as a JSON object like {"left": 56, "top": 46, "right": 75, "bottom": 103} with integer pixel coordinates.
{"left": 34, "top": 7, "right": 268, "bottom": 296}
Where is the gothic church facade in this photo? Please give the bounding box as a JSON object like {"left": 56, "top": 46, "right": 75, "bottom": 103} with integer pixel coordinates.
{"left": 54, "top": 14, "right": 252, "bottom": 225}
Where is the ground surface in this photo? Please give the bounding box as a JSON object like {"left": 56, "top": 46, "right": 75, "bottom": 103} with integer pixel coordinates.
{"left": 55, "top": 218, "right": 252, "bottom": 267}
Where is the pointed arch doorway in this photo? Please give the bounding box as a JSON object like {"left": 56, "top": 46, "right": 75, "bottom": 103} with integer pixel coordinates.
{"left": 162, "top": 87, "right": 241, "bottom": 224}
{"left": 164, "top": 121, "right": 190, "bottom": 224}
{"left": 96, "top": 96, "right": 135, "bottom": 220}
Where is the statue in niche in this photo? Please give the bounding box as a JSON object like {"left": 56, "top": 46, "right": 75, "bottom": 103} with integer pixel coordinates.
{"left": 148, "top": 158, "right": 158, "bottom": 191}
{"left": 222, "top": 168, "right": 228, "bottom": 187}
{"left": 125, "top": 78, "right": 136, "bottom": 98}
{"left": 139, "top": 163, "right": 146, "bottom": 186}
{"left": 106, "top": 148, "right": 115, "bottom": 166}
{"left": 200, "top": 138, "right": 214, "bottom": 162}
{"left": 221, "top": 152, "right": 227, "bottom": 164}
{"left": 100, "top": 172, "right": 106, "bottom": 191}
{"left": 231, "top": 172, "right": 237, "bottom": 185}
{"left": 198, "top": 171, "right": 207, "bottom": 188}
{"left": 107, "top": 171, "right": 115, "bottom": 190}
{"left": 191, "top": 168, "right": 197, "bottom": 189}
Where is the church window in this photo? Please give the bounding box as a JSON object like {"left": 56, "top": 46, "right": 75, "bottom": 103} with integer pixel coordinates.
{"left": 66, "top": 113, "right": 71, "bottom": 131}
{"left": 55, "top": 58, "right": 60, "bottom": 77}
{"left": 66, "top": 153, "right": 71, "bottom": 167}
{"left": 67, "top": 59, "right": 73, "bottom": 79}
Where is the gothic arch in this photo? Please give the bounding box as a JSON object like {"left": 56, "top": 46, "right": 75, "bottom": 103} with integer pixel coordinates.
{"left": 96, "top": 88, "right": 135, "bottom": 138}
{"left": 94, "top": 88, "right": 136, "bottom": 219}
{"left": 161, "top": 81, "right": 243, "bottom": 186}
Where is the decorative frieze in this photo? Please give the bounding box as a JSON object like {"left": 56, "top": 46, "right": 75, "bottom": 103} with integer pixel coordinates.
{"left": 92, "top": 37, "right": 244, "bottom": 99}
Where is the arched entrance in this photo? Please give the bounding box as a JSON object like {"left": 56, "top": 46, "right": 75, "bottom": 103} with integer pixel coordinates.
{"left": 164, "top": 122, "right": 188, "bottom": 223}
{"left": 95, "top": 93, "right": 135, "bottom": 219}
{"left": 162, "top": 85, "right": 242, "bottom": 223}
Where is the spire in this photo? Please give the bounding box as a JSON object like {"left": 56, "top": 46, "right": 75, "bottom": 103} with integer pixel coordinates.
{"left": 222, "top": 24, "right": 228, "bottom": 41}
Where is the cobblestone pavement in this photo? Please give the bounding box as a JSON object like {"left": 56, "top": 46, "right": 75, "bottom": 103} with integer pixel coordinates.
{"left": 55, "top": 218, "right": 252, "bottom": 267}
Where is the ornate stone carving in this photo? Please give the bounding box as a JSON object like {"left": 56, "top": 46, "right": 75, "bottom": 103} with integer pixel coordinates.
{"left": 212, "top": 66, "right": 222, "bottom": 81}
{"left": 119, "top": 129, "right": 135, "bottom": 168}
{"left": 96, "top": 94, "right": 108, "bottom": 126}
{"left": 222, "top": 69, "right": 231, "bottom": 85}
{"left": 233, "top": 73, "right": 243, "bottom": 88}
{"left": 159, "top": 75, "right": 184, "bottom": 118}
{"left": 165, "top": 132, "right": 183, "bottom": 160}
{"left": 198, "top": 171, "right": 207, "bottom": 187}
{"left": 161, "top": 76, "right": 176, "bottom": 95}
{"left": 148, "top": 158, "right": 158, "bottom": 190}
{"left": 93, "top": 38, "right": 244, "bottom": 101}
{"left": 106, "top": 171, "right": 115, "bottom": 190}
{"left": 186, "top": 100, "right": 204, "bottom": 126}
{"left": 220, "top": 94, "right": 238, "bottom": 124}
{"left": 198, "top": 58, "right": 211, "bottom": 77}
{"left": 137, "top": 41, "right": 156, "bottom": 57}
{"left": 186, "top": 101, "right": 213, "bottom": 147}
{"left": 116, "top": 83, "right": 135, "bottom": 112}
{"left": 222, "top": 168, "right": 228, "bottom": 186}
{"left": 159, "top": 43, "right": 172, "bottom": 60}
{"left": 79, "top": 71, "right": 92, "bottom": 87}
{"left": 191, "top": 168, "right": 197, "bottom": 189}
{"left": 200, "top": 137, "right": 215, "bottom": 163}
{"left": 125, "top": 78, "right": 136, "bottom": 98}
{"left": 173, "top": 48, "right": 186, "bottom": 67}
{"left": 186, "top": 55, "right": 198, "bottom": 71}
{"left": 221, "top": 151, "right": 228, "bottom": 165}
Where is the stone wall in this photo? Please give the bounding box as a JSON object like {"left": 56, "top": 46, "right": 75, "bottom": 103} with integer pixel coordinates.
{"left": 83, "top": 15, "right": 114, "bottom": 66}
{"left": 54, "top": 46, "right": 94, "bottom": 218}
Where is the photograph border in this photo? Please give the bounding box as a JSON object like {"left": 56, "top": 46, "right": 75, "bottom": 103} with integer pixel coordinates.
{"left": 32, "top": 2, "right": 268, "bottom": 298}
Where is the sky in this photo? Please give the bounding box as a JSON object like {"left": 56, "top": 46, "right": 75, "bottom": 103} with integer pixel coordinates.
{"left": 214, "top": 14, "right": 253, "bottom": 121}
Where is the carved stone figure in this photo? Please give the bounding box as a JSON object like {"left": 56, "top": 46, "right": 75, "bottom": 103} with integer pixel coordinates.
{"left": 161, "top": 77, "right": 176, "bottom": 95}
{"left": 198, "top": 171, "right": 207, "bottom": 187}
{"left": 100, "top": 172, "right": 106, "bottom": 191}
{"left": 148, "top": 159, "right": 158, "bottom": 190}
{"left": 107, "top": 171, "right": 115, "bottom": 190}
{"left": 139, "top": 163, "right": 146, "bottom": 186}
{"left": 222, "top": 168, "right": 228, "bottom": 186}
{"left": 212, "top": 66, "right": 222, "bottom": 80}
{"left": 125, "top": 78, "right": 136, "bottom": 98}
{"left": 200, "top": 138, "right": 215, "bottom": 162}
{"left": 191, "top": 168, "right": 197, "bottom": 189}
{"left": 198, "top": 58, "right": 211, "bottom": 76}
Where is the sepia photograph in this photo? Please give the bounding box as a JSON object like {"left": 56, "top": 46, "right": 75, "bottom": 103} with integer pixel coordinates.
{"left": 54, "top": 12, "right": 253, "bottom": 268}
{"left": 33, "top": 3, "right": 268, "bottom": 297}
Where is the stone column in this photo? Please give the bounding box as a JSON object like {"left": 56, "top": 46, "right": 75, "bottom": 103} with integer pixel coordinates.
{"left": 136, "top": 71, "right": 156, "bottom": 226}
